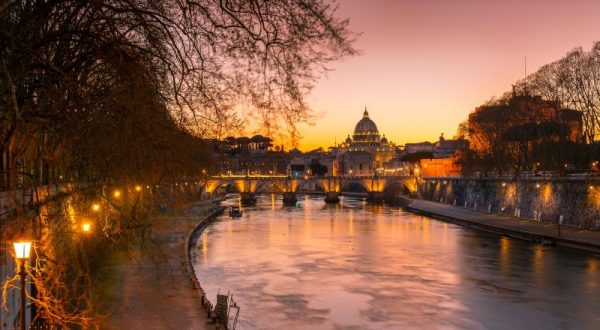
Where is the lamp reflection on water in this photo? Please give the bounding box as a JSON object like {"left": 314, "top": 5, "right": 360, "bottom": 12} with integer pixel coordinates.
{"left": 499, "top": 236, "right": 511, "bottom": 276}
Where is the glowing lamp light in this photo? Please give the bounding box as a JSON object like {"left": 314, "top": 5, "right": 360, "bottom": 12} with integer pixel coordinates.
{"left": 13, "top": 241, "right": 32, "bottom": 260}
{"left": 91, "top": 203, "right": 101, "bottom": 212}
{"left": 135, "top": 185, "right": 142, "bottom": 192}
{"left": 113, "top": 190, "right": 121, "bottom": 198}
{"left": 82, "top": 223, "right": 92, "bottom": 233}
{"left": 501, "top": 182, "right": 507, "bottom": 187}
{"left": 535, "top": 183, "right": 541, "bottom": 188}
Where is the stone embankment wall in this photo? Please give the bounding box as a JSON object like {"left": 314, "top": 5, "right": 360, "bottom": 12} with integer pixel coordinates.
{"left": 419, "top": 177, "right": 600, "bottom": 230}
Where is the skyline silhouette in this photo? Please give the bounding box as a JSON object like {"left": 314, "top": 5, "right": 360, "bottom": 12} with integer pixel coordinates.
{"left": 295, "top": 0, "right": 600, "bottom": 150}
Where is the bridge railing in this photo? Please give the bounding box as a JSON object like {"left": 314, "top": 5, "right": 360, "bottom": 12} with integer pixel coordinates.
{"left": 209, "top": 174, "right": 415, "bottom": 180}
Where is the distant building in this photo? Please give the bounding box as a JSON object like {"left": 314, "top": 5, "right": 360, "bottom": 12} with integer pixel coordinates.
{"left": 402, "top": 134, "right": 468, "bottom": 177}
{"left": 381, "top": 157, "right": 410, "bottom": 176}
{"left": 342, "top": 151, "right": 375, "bottom": 176}
{"left": 404, "top": 141, "right": 434, "bottom": 154}
{"left": 419, "top": 157, "right": 462, "bottom": 177}
{"left": 336, "top": 108, "right": 399, "bottom": 172}
{"left": 405, "top": 134, "right": 468, "bottom": 158}
{"left": 433, "top": 134, "right": 469, "bottom": 158}
{"left": 210, "top": 135, "right": 291, "bottom": 175}
{"left": 288, "top": 157, "right": 308, "bottom": 178}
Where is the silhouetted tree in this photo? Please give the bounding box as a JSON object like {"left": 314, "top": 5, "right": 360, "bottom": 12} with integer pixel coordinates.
{"left": 0, "top": 1, "right": 357, "bottom": 326}
{"left": 498, "top": 41, "right": 600, "bottom": 144}
{"left": 400, "top": 152, "right": 434, "bottom": 163}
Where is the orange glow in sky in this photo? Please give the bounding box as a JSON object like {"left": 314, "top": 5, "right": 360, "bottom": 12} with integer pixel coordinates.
{"left": 297, "top": 0, "right": 600, "bottom": 151}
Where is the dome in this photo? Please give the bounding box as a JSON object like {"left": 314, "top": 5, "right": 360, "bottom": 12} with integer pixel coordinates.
{"left": 354, "top": 108, "right": 378, "bottom": 135}
{"left": 352, "top": 107, "right": 380, "bottom": 143}
{"left": 345, "top": 135, "right": 352, "bottom": 144}
{"left": 380, "top": 135, "right": 388, "bottom": 144}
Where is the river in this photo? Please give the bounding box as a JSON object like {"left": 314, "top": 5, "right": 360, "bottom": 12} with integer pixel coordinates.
{"left": 192, "top": 194, "right": 600, "bottom": 329}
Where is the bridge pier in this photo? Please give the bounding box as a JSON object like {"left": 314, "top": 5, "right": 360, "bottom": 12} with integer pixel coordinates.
{"left": 282, "top": 192, "right": 298, "bottom": 206}
{"left": 367, "top": 192, "right": 384, "bottom": 204}
{"left": 324, "top": 192, "right": 340, "bottom": 204}
{"left": 240, "top": 192, "right": 257, "bottom": 205}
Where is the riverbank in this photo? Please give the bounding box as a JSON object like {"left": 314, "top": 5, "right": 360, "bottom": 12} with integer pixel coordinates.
{"left": 406, "top": 199, "right": 600, "bottom": 254}
{"left": 98, "top": 199, "right": 219, "bottom": 329}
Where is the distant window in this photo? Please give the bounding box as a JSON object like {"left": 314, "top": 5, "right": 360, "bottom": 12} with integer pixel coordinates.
{"left": 359, "top": 164, "right": 363, "bottom": 170}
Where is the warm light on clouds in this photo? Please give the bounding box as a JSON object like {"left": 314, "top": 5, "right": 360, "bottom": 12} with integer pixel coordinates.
{"left": 297, "top": 0, "right": 600, "bottom": 151}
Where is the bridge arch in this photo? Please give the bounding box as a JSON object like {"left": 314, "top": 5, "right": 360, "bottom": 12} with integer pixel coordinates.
{"left": 381, "top": 179, "right": 413, "bottom": 196}
{"left": 254, "top": 180, "right": 284, "bottom": 193}
{"left": 296, "top": 178, "right": 327, "bottom": 193}
{"left": 206, "top": 180, "right": 243, "bottom": 196}
{"left": 339, "top": 180, "right": 370, "bottom": 193}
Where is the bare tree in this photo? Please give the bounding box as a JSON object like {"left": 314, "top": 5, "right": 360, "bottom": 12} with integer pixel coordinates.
{"left": 505, "top": 42, "right": 600, "bottom": 144}
{"left": 0, "top": 0, "right": 357, "bottom": 187}
{"left": 0, "top": 0, "right": 357, "bottom": 326}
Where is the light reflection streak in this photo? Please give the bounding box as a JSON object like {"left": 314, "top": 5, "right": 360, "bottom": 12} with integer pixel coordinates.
{"left": 532, "top": 245, "right": 545, "bottom": 284}
{"left": 499, "top": 236, "right": 511, "bottom": 277}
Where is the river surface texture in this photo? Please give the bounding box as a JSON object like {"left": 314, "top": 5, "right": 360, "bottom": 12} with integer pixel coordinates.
{"left": 192, "top": 195, "right": 600, "bottom": 330}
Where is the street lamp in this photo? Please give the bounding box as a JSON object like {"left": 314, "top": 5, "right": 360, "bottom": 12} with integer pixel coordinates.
{"left": 91, "top": 203, "right": 101, "bottom": 212}
{"left": 82, "top": 223, "right": 92, "bottom": 233}
{"left": 13, "top": 241, "right": 32, "bottom": 330}
{"left": 113, "top": 190, "right": 121, "bottom": 198}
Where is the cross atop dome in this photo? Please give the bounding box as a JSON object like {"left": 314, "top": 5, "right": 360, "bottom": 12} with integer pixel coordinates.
{"left": 363, "top": 106, "right": 369, "bottom": 118}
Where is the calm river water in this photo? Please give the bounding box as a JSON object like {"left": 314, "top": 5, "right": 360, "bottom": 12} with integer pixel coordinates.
{"left": 192, "top": 195, "right": 600, "bottom": 330}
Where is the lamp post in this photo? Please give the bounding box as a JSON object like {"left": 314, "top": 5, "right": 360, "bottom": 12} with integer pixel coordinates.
{"left": 82, "top": 223, "right": 92, "bottom": 233}
{"left": 13, "top": 241, "right": 32, "bottom": 330}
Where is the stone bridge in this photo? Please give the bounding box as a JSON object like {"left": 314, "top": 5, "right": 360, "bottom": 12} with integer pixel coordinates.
{"left": 203, "top": 175, "right": 418, "bottom": 205}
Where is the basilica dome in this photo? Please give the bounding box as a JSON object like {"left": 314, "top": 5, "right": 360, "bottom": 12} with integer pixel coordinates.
{"left": 353, "top": 108, "right": 380, "bottom": 143}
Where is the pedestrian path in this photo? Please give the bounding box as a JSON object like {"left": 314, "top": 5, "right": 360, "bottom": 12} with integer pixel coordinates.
{"left": 406, "top": 199, "right": 600, "bottom": 254}
{"left": 99, "top": 200, "right": 217, "bottom": 330}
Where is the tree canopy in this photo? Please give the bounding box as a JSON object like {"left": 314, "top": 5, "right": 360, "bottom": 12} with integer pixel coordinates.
{"left": 0, "top": 0, "right": 357, "bottom": 187}
{"left": 400, "top": 152, "right": 434, "bottom": 162}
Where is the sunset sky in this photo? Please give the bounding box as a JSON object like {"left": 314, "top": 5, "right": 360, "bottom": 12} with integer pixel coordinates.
{"left": 296, "top": 0, "right": 600, "bottom": 151}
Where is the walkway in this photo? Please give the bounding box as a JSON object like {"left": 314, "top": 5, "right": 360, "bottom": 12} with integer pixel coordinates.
{"left": 98, "top": 200, "right": 217, "bottom": 330}
{"left": 406, "top": 199, "right": 600, "bottom": 254}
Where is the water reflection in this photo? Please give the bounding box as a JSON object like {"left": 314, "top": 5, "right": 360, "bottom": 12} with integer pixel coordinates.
{"left": 193, "top": 194, "right": 600, "bottom": 329}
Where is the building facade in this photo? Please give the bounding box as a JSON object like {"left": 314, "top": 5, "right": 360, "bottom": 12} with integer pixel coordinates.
{"left": 336, "top": 108, "right": 399, "bottom": 174}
